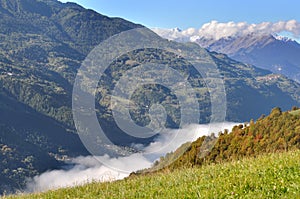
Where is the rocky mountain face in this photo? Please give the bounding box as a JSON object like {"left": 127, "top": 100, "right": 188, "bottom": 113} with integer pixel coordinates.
{"left": 0, "top": 0, "right": 300, "bottom": 194}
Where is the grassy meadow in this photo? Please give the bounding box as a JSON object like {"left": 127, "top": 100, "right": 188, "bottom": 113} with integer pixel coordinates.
{"left": 4, "top": 150, "right": 300, "bottom": 199}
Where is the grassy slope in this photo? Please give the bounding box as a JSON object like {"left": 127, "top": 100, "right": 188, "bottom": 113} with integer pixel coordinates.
{"left": 4, "top": 150, "right": 300, "bottom": 199}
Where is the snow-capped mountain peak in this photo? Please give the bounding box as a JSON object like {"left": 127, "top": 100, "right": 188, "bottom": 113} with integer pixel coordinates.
{"left": 273, "top": 34, "right": 296, "bottom": 43}
{"left": 153, "top": 20, "right": 300, "bottom": 82}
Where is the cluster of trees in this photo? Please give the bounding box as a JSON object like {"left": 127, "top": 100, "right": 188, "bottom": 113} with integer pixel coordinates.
{"left": 142, "top": 107, "right": 300, "bottom": 172}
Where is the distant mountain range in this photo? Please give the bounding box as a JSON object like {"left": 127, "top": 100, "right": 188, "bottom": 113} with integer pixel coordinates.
{"left": 1, "top": 0, "right": 300, "bottom": 194}
{"left": 194, "top": 34, "right": 300, "bottom": 82}
{"left": 153, "top": 28, "right": 300, "bottom": 82}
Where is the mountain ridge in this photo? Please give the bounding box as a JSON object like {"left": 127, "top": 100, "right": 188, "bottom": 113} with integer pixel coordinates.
{"left": 153, "top": 27, "right": 300, "bottom": 82}
{"left": 195, "top": 33, "right": 300, "bottom": 82}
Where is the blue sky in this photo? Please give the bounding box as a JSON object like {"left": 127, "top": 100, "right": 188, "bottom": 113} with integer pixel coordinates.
{"left": 60, "top": 0, "right": 300, "bottom": 29}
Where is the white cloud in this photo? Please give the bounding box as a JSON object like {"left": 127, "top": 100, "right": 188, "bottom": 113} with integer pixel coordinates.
{"left": 153, "top": 20, "right": 300, "bottom": 41}
{"left": 26, "top": 122, "right": 238, "bottom": 192}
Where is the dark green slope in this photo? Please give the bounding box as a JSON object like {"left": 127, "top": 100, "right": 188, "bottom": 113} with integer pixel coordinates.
{"left": 0, "top": 0, "right": 142, "bottom": 194}
{"left": 0, "top": 0, "right": 142, "bottom": 127}
{"left": 0, "top": 88, "right": 90, "bottom": 193}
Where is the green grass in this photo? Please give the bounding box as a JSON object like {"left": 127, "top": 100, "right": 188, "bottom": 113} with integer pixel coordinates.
{"left": 4, "top": 150, "right": 300, "bottom": 199}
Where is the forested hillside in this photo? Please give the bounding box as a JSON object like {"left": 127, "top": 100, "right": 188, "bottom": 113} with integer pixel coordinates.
{"left": 143, "top": 107, "right": 300, "bottom": 172}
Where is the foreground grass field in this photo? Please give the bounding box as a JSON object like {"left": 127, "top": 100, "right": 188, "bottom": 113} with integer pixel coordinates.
{"left": 4, "top": 150, "right": 300, "bottom": 199}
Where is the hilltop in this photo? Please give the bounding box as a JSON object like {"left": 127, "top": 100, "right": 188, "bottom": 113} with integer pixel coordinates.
{"left": 141, "top": 107, "right": 300, "bottom": 172}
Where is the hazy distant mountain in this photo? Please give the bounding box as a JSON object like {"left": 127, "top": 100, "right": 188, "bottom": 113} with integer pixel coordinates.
{"left": 194, "top": 34, "right": 300, "bottom": 82}
{"left": 1, "top": 0, "right": 300, "bottom": 194}
{"left": 153, "top": 27, "right": 300, "bottom": 82}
